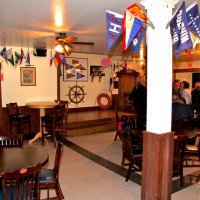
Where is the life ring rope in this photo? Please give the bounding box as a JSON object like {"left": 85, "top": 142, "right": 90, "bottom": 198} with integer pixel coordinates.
{"left": 97, "top": 93, "right": 111, "bottom": 109}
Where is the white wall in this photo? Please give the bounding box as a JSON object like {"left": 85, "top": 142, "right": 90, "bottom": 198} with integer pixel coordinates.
{"left": 1, "top": 47, "right": 123, "bottom": 108}
{"left": 1, "top": 47, "right": 57, "bottom": 107}
{"left": 60, "top": 52, "right": 122, "bottom": 108}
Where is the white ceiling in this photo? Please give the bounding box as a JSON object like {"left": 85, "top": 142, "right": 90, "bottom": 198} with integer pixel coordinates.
{"left": 0, "top": 0, "right": 197, "bottom": 56}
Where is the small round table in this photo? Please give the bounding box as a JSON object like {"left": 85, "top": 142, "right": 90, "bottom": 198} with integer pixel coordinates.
{"left": 0, "top": 145, "right": 49, "bottom": 175}
{"left": 26, "top": 102, "right": 57, "bottom": 144}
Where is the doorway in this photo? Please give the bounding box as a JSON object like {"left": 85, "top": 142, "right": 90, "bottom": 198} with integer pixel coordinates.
{"left": 192, "top": 72, "right": 200, "bottom": 88}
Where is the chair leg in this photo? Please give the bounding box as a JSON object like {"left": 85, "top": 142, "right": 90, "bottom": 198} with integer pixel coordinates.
{"left": 29, "top": 120, "right": 31, "bottom": 134}
{"left": 10, "top": 124, "right": 13, "bottom": 135}
{"left": 47, "top": 187, "right": 50, "bottom": 199}
{"left": 53, "top": 127, "right": 56, "bottom": 148}
{"left": 114, "top": 130, "right": 120, "bottom": 141}
{"left": 125, "top": 161, "right": 133, "bottom": 182}
{"left": 41, "top": 123, "right": 45, "bottom": 146}
{"left": 55, "top": 183, "right": 64, "bottom": 200}
{"left": 114, "top": 131, "right": 118, "bottom": 141}
{"left": 180, "top": 164, "right": 184, "bottom": 187}
{"left": 120, "top": 155, "right": 126, "bottom": 174}
{"left": 19, "top": 121, "right": 22, "bottom": 135}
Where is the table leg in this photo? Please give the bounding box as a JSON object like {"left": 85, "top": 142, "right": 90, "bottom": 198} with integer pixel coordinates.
{"left": 29, "top": 108, "right": 46, "bottom": 144}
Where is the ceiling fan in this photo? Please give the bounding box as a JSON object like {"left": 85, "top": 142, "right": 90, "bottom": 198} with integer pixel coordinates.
{"left": 53, "top": 31, "right": 95, "bottom": 54}
{"left": 33, "top": 31, "right": 95, "bottom": 55}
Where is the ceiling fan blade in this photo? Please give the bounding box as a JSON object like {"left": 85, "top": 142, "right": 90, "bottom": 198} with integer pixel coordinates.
{"left": 56, "top": 35, "right": 77, "bottom": 42}
{"left": 71, "top": 41, "right": 94, "bottom": 45}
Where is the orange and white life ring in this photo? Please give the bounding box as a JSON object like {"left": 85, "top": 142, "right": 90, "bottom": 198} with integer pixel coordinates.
{"left": 97, "top": 93, "right": 111, "bottom": 109}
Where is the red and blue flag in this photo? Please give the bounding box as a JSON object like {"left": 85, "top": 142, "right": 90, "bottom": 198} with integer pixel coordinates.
{"left": 106, "top": 10, "right": 123, "bottom": 52}
{"left": 122, "top": 10, "right": 144, "bottom": 52}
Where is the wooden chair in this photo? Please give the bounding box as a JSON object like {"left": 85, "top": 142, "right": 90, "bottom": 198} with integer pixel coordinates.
{"left": 55, "top": 100, "right": 68, "bottom": 142}
{"left": 184, "top": 133, "right": 200, "bottom": 166}
{"left": 39, "top": 141, "right": 64, "bottom": 200}
{"left": 120, "top": 128, "right": 143, "bottom": 182}
{"left": 0, "top": 134, "right": 23, "bottom": 146}
{"left": 114, "top": 110, "right": 121, "bottom": 141}
{"left": 0, "top": 163, "right": 42, "bottom": 200}
{"left": 41, "top": 104, "right": 66, "bottom": 146}
{"left": 6, "top": 102, "right": 31, "bottom": 135}
{"left": 114, "top": 112, "right": 136, "bottom": 141}
{"left": 173, "top": 135, "right": 187, "bottom": 187}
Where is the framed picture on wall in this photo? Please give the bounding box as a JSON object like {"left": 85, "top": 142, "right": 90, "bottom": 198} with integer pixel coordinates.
{"left": 90, "top": 65, "right": 105, "bottom": 76}
{"left": 20, "top": 67, "right": 36, "bottom": 86}
{"left": 63, "top": 57, "right": 88, "bottom": 82}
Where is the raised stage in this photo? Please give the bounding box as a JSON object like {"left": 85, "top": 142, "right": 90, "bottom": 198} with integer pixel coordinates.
{"left": 67, "top": 109, "right": 136, "bottom": 137}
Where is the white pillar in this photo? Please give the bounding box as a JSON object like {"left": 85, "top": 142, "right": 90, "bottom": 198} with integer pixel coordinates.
{"left": 141, "top": 0, "right": 179, "bottom": 134}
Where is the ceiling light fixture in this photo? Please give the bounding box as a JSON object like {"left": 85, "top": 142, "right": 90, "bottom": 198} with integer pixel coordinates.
{"left": 64, "top": 44, "right": 72, "bottom": 53}
{"left": 55, "top": 44, "right": 64, "bottom": 53}
{"left": 55, "top": 43, "right": 72, "bottom": 54}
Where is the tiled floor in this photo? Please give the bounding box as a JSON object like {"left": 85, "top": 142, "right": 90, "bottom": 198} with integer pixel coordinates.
{"left": 29, "top": 131, "right": 200, "bottom": 200}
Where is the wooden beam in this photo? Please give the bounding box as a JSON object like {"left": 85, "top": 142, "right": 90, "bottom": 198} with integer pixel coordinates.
{"left": 173, "top": 68, "right": 200, "bottom": 73}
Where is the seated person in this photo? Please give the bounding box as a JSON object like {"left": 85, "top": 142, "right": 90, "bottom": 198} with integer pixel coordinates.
{"left": 172, "top": 94, "right": 193, "bottom": 121}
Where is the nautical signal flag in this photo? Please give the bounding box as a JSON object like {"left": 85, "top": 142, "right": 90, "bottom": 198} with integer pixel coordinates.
{"left": 25, "top": 50, "right": 30, "bottom": 66}
{"left": 15, "top": 51, "right": 21, "bottom": 65}
{"left": 122, "top": 10, "right": 144, "bottom": 51}
{"left": 0, "top": 47, "right": 7, "bottom": 62}
{"left": 186, "top": 2, "right": 200, "bottom": 49}
{"left": 127, "top": 4, "right": 147, "bottom": 23}
{"left": 106, "top": 10, "right": 124, "bottom": 52}
{"left": 19, "top": 48, "right": 25, "bottom": 65}
{"left": 186, "top": 2, "right": 200, "bottom": 39}
{"left": 76, "top": 73, "right": 85, "bottom": 79}
{"left": 189, "top": 31, "right": 200, "bottom": 49}
{"left": 132, "top": 26, "right": 145, "bottom": 55}
{"left": 6, "top": 48, "right": 14, "bottom": 66}
{"left": 169, "top": 2, "right": 193, "bottom": 57}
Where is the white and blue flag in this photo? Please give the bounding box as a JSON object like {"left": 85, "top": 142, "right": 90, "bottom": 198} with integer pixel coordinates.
{"left": 170, "top": 2, "right": 193, "bottom": 57}
{"left": 187, "top": 2, "right": 200, "bottom": 39}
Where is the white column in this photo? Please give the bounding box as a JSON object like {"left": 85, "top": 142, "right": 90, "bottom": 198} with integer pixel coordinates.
{"left": 141, "top": 0, "right": 179, "bottom": 134}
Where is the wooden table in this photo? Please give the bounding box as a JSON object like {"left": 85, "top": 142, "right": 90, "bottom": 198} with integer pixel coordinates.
{"left": 26, "top": 102, "right": 57, "bottom": 144}
{"left": 0, "top": 145, "right": 49, "bottom": 175}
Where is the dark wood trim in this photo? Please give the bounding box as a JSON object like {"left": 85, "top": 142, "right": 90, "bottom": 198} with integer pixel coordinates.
{"left": 141, "top": 131, "right": 174, "bottom": 200}
{"left": 0, "top": 62, "right": 2, "bottom": 107}
{"left": 68, "top": 106, "right": 102, "bottom": 112}
{"left": 57, "top": 64, "right": 61, "bottom": 101}
{"left": 173, "top": 68, "right": 200, "bottom": 73}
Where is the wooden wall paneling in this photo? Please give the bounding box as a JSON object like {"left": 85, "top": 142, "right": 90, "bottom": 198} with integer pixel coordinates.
{"left": 117, "top": 71, "right": 138, "bottom": 111}
{"left": 0, "top": 106, "right": 40, "bottom": 136}
{"left": 141, "top": 131, "right": 174, "bottom": 200}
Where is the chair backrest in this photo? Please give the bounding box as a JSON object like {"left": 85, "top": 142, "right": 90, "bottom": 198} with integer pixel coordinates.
{"left": 6, "top": 102, "right": 19, "bottom": 117}
{"left": 0, "top": 134, "right": 23, "bottom": 147}
{"left": 121, "top": 130, "right": 134, "bottom": 159}
{"left": 55, "top": 100, "right": 68, "bottom": 142}
{"left": 174, "top": 135, "right": 187, "bottom": 160}
{"left": 1, "top": 163, "right": 42, "bottom": 200}
{"left": 54, "top": 142, "right": 63, "bottom": 180}
{"left": 194, "top": 134, "right": 200, "bottom": 147}
{"left": 54, "top": 104, "right": 66, "bottom": 121}
{"left": 173, "top": 135, "right": 187, "bottom": 186}
{"left": 55, "top": 100, "right": 68, "bottom": 112}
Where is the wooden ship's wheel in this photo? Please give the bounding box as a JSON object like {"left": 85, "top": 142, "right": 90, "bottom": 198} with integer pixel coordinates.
{"left": 66, "top": 83, "right": 87, "bottom": 106}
